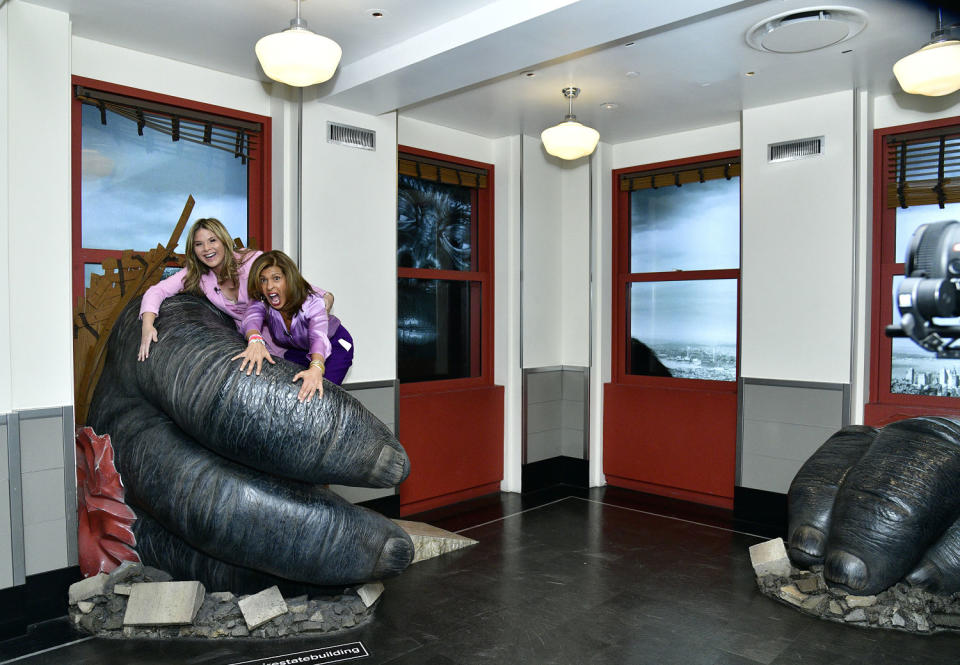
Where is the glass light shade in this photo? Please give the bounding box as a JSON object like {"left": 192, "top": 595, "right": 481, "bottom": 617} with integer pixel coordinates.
{"left": 540, "top": 120, "right": 600, "bottom": 160}
{"left": 893, "top": 40, "right": 960, "bottom": 97}
{"left": 255, "top": 27, "right": 342, "bottom": 87}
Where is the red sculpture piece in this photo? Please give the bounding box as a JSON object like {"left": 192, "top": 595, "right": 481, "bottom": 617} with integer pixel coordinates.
{"left": 76, "top": 426, "right": 139, "bottom": 577}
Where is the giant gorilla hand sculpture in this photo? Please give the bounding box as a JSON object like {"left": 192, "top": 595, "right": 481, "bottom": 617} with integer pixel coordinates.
{"left": 787, "top": 417, "right": 960, "bottom": 596}
{"left": 88, "top": 295, "right": 414, "bottom": 595}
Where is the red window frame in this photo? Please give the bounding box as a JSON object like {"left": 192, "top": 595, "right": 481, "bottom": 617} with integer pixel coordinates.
{"left": 70, "top": 75, "right": 272, "bottom": 304}
{"left": 397, "top": 146, "right": 495, "bottom": 395}
{"left": 868, "top": 116, "right": 960, "bottom": 417}
{"left": 611, "top": 150, "right": 741, "bottom": 391}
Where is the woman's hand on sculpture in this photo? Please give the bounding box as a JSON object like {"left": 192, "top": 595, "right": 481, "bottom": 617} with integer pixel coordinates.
{"left": 138, "top": 314, "right": 159, "bottom": 361}
{"left": 232, "top": 338, "right": 275, "bottom": 376}
{"left": 293, "top": 366, "right": 324, "bottom": 402}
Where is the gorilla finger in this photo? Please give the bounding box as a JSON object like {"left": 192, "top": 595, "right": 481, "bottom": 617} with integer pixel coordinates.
{"left": 787, "top": 425, "right": 877, "bottom": 567}
{"left": 824, "top": 417, "right": 960, "bottom": 595}
{"left": 106, "top": 296, "right": 409, "bottom": 488}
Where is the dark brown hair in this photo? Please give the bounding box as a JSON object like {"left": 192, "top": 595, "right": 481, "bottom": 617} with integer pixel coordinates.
{"left": 247, "top": 250, "right": 315, "bottom": 315}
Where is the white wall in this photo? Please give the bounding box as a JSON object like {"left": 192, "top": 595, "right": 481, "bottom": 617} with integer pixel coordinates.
{"left": 560, "top": 160, "right": 591, "bottom": 366}
{"left": 612, "top": 122, "right": 740, "bottom": 170}
{"left": 521, "top": 135, "right": 564, "bottom": 368}
{"left": 589, "top": 142, "right": 612, "bottom": 487}
{"left": 741, "top": 90, "right": 856, "bottom": 384}
{"left": 301, "top": 103, "right": 397, "bottom": 383}
{"left": 398, "top": 116, "right": 494, "bottom": 162}
{"left": 6, "top": 2, "right": 72, "bottom": 410}
{"left": 873, "top": 92, "right": 960, "bottom": 130}
{"left": 494, "top": 135, "right": 522, "bottom": 492}
{"left": 0, "top": 2, "right": 12, "bottom": 414}
{"left": 72, "top": 38, "right": 271, "bottom": 116}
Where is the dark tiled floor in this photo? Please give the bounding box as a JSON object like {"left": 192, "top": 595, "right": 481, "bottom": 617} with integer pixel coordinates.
{"left": 4, "top": 487, "right": 960, "bottom": 664}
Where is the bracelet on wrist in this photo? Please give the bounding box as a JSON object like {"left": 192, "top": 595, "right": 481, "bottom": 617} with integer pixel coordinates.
{"left": 248, "top": 334, "right": 265, "bottom": 346}
{"left": 309, "top": 360, "right": 325, "bottom": 372}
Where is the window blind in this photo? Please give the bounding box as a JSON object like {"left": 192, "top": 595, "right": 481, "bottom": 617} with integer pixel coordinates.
{"left": 399, "top": 156, "right": 488, "bottom": 188}
{"left": 885, "top": 127, "right": 960, "bottom": 209}
{"left": 75, "top": 86, "right": 260, "bottom": 163}
{"left": 619, "top": 158, "right": 740, "bottom": 192}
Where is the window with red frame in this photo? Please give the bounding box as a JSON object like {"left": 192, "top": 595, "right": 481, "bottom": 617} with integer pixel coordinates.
{"left": 397, "top": 149, "right": 493, "bottom": 385}
{"left": 613, "top": 153, "right": 741, "bottom": 383}
{"left": 71, "top": 77, "right": 270, "bottom": 304}
{"left": 871, "top": 118, "right": 960, "bottom": 407}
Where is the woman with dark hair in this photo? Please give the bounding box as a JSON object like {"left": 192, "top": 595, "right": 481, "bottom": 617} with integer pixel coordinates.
{"left": 236, "top": 250, "right": 354, "bottom": 402}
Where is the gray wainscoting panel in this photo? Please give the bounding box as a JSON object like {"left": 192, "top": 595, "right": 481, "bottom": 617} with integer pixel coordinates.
{"left": 4, "top": 413, "right": 25, "bottom": 588}
{"left": 524, "top": 367, "right": 589, "bottom": 464}
{"left": 19, "top": 409, "right": 70, "bottom": 576}
{"left": 1, "top": 418, "right": 13, "bottom": 589}
{"left": 524, "top": 368, "right": 564, "bottom": 463}
{"left": 561, "top": 367, "right": 588, "bottom": 460}
{"left": 738, "top": 378, "right": 849, "bottom": 494}
{"left": 329, "top": 381, "right": 398, "bottom": 505}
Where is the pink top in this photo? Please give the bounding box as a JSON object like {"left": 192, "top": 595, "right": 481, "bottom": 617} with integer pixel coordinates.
{"left": 139, "top": 250, "right": 328, "bottom": 357}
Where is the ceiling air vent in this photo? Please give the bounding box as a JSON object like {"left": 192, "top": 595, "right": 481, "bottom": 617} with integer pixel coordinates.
{"left": 745, "top": 7, "right": 868, "bottom": 53}
{"left": 327, "top": 122, "right": 376, "bottom": 151}
{"left": 769, "top": 136, "right": 824, "bottom": 163}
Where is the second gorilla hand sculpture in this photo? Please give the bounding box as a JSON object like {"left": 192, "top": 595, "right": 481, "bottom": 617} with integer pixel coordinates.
{"left": 788, "top": 417, "right": 960, "bottom": 596}
{"left": 88, "top": 294, "right": 414, "bottom": 594}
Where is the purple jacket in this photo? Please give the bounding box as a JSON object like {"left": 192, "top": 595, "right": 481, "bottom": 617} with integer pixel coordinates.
{"left": 242, "top": 292, "right": 338, "bottom": 359}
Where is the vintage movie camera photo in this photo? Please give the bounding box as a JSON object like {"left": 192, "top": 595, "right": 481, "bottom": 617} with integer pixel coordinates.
{"left": 888, "top": 220, "right": 960, "bottom": 358}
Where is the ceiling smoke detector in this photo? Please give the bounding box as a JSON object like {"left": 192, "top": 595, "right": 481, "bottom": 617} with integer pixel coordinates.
{"left": 745, "top": 6, "right": 867, "bottom": 53}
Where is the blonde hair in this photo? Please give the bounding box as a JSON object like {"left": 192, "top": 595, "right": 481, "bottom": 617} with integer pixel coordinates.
{"left": 181, "top": 218, "right": 251, "bottom": 296}
{"left": 247, "top": 250, "right": 315, "bottom": 315}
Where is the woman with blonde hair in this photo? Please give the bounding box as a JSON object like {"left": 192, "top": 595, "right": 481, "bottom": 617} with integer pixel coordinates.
{"left": 137, "top": 218, "right": 331, "bottom": 361}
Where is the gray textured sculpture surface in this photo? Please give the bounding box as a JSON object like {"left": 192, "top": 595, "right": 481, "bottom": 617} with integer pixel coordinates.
{"left": 88, "top": 295, "right": 414, "bottom": 594}
{"left": 788, "top": 417, "right": 960, "bottom": 596}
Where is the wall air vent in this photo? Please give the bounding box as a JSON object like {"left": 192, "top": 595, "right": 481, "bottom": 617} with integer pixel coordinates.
{"left": 768, "top": 136, "right": 824, "bottom": 163}
{"left": 327, "top": 122, "right": 376, "bottom": 150}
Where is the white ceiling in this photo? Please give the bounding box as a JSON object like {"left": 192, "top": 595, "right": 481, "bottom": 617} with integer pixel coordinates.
{"left": 20, "top": 0, "right": 960, "bottom": 144}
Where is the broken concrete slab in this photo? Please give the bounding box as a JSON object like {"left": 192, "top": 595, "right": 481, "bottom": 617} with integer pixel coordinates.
{"left": 779, "top": 584, "right": 807, "bottom": 607}
{"left": 845, "top": 594, "right": 878, "bottom": 608}
{"left": 108, "top": 560, "right": 143, "bottom": 585}
{"left": 394, "top": 519, "right": 478, "bottom": 563}
{"left": 357, "top": 582, "right": 384, "bottom": 608}
{"left": 238, "top": 586, "right": 287, "bottom": 630}
{"left": 123, "top": 581, "right": 205, "bottom": 626}
{"left": 69, "top": 573, "right": 110, "bottom": 604}
{"left": 749, "top": 538, "right": 793, "bottom": 578}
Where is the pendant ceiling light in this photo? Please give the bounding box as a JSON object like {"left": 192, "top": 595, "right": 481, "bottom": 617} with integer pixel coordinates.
{"left": 541, "top": 87, "right": 600, "bottom": 160}
{"left": 255, "top": 0, "right": 342, "bottom": 87}
{"left": 893, "top": 8, "right": 960, "bottom": 97}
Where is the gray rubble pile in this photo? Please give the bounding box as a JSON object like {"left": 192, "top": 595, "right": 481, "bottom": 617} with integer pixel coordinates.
{"left": 750, "top": 538, "right": 960, "bottom": 633}
{"left": 68, "top": 561, "right": 383, "bottom": 639}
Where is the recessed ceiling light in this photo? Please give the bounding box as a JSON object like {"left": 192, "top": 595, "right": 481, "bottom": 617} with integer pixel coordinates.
{"left": 523, "top": 71, "right": 536, "bottom": 78}
{"left": 700, "top": 82, "right": 711, "bottom": 87}
{"left": 745, "top": 71, "right": 756, "bottom": 77}
{"left": 600, "top": 102, "right": 619, "bottom": 110}
{"left": 625, "top": 71, "right": 639, "bottom": 78}
{"left": 367, "top": 9, "right": 384, "bottom": 18}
